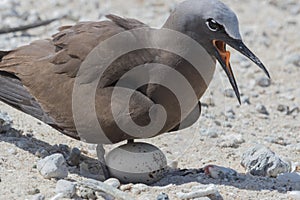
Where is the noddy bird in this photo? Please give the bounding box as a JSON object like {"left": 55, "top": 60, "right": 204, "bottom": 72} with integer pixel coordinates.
{"left": 0, "top": 0, "right": 269, "bottom": 145}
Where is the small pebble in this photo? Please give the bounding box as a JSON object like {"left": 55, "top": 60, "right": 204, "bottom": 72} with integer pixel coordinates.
{"left": 169, "top": 160, "right": 178, "bottom": 169}
{"left": 292, "top": 162, "right": 300, "bottom": 172}
{"left": 157, "top": 192, "right": 169, "bottom": 200}
{"left": 131, "top": 183, "right": 148, "bottom": 191}
{"left": 224, "top": 89, "right": 235, "bottom": 98}
{"left": 204, "top": 165, "right": 238, "bottom": 180}
{"left": 177, "top": 184, "right": 219, "bottom": 199}
{"left": 37, "top": 153, "right": 68, "bottom": 179}
{"left": 224, "top": 122, "right": 233, "bottom": 128}
{"left": 256, "top": 77, "right": 271, "bottom": 87}
{"left": 277, "top": 104, "right": 288, "bottom": 112}
{"left": 201, "top": 128, "right": 220, "bottom": 138}
{"left": 31, "top": 194, "right": 45, "bottom": 200}
{"left": 225, "top": 108, "right": 236, "bottom": 119}
{"left": 285, "top": 54, "right": 300, "bottom": 67}
{"left": 7, "top": 148, "right": 17, "bottom": 155}
{"left": 28, "top": 188, "right": 40, "bottom": 195}
{"left": 120, "top": 183, "right": 133, "bottom": 191}
{"left": 95, "top": 191, "right": 112, "bottom": 200}
{"left": 218, "top": 134, "right": 245, "bottom": 148}
{"left": 49, "top": 193, "right": 64, "bottom": 200}
{"left": 35, "top": 148, "right": 50, "bottom": 158}
{"left": 202, "top": 96, "right": 215, "bottom": 107}
{"left": 288, "top": 191, "right": 300, "bottom": 200}
{"left": 104, "top": 178, "right": 120, "bottom": 189}
{"left": 131, "top": 188, "right": 141, "bottom": 195}
{"left": 265, "top": 136, "right": 289, "bottom": 146}
{"left": 214, "top": 121, "right": 221, "bottom": 126}
{"left": 67, "top": 147, "right": 81, "bottom": 166}
{"left": 256, "top": 104, "right": 269, "bottom": 115}
{"left": 294, "top": 144, "right": 300, "bottom": 152}
{"left": 241, "top": 96, "right": 251, "bottom": 104}
{"left": 78, "top": 187, "right": 97, "bottom": 199}
{"left": 55, "top": 180, "right": 76, "bottom": 198}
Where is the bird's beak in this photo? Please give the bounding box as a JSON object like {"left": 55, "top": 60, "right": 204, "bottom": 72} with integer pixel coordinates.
{"left": 212, "top": 39, "right": 270, "bottom": 104}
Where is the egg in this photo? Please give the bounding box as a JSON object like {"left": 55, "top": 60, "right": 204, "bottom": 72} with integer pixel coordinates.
{"left": 105, "top": 142, "right": 167, "bottom": 184}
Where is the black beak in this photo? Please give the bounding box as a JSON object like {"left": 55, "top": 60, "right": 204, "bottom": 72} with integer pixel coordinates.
{"left": 213, "top": 39, "right": 270, "bottom": 104}
{"left": 228, "top": 39, "right": 270, "bottom": 79}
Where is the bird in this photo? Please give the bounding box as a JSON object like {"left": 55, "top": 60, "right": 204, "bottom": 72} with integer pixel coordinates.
{"left": 0, "top": 0, "right": 269, "bottom": 145}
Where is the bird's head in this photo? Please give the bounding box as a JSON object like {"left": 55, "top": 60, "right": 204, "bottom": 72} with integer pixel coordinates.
{"left": 165, "top": 0, "right": 270, "bottom": 103}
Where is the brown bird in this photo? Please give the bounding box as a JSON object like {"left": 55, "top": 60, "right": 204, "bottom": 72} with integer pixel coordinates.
{"left": 0, "top": 0, "right": 269, "bottom": 145}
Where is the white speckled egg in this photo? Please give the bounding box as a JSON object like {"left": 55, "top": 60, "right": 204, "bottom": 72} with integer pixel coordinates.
{"left": 105, "top": 142, "right": 167, "bottom": 184}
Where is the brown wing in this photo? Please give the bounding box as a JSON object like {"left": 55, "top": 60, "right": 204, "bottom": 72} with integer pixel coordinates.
{"left": 0, "top": 16, "right": 151, "bottom": 140}
{"left": 0, "top": 15, "right": 203, "bottom": 143}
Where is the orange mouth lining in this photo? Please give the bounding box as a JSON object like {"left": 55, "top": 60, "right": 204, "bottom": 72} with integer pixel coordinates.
{"left": 213, "top": 40, "right": 231, "bottom": 67}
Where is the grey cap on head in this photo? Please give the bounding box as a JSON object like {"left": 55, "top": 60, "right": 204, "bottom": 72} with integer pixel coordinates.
{"left": 171, "top": 0, "right": 242, "bottom": 40}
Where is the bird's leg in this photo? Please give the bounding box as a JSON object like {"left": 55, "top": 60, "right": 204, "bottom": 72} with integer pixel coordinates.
{"left": 127, "top": 139, "right": 134, "bottom": 144}
{"left": 96, "top": 144, "right": 110, "bottom": 179}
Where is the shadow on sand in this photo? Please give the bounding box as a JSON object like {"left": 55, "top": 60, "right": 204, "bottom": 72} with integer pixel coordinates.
{"left": 1, "top": 132, "right": 298, "bottom": 194}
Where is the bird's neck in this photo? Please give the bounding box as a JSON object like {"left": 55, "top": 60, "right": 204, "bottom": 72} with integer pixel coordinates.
{"left": 162, "top": 13, "right": 216, "bottom": 63}
{"left": 162, "top": 12, "right": 204, "bottom": 48}
{"left": 162, "top": 11, "right": 186, "bottom": 33}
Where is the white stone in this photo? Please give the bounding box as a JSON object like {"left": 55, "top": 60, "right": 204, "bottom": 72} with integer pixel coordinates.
{"left": 241, "top": 145, "right": 290, "bottom": 177}
{"left": 55, "top": 180, "right": 76, "bottom": 198}
{"left": 204, "top": 165, "right": 238, "bottom": 180}
{"left": 177, "top": 184, "right": 219, "bottom": 199}
{"left": 31, "top": 194, "right": 45, "bottom": 200}
{"left": 104, "top": 178, "right": 121, "bottom": 188}
{"left": 288, "top": 191, "right": 300, "bottom": 200}
{"left": 37, "top": 153, "right": 68, "bottom": 179}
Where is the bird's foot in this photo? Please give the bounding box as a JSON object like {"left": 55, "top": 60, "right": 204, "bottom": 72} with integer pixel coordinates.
{"left": 96, "top": 144, "right": 110, "bottom": 180}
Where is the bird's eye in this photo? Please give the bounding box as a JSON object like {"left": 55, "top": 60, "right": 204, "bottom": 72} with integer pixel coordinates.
{"left": 206, "top": 18, "right": 222, "bottom": 32}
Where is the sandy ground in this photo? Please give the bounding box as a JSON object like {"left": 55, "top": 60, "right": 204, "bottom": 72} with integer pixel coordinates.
{"left": 0, "top": 0, "right": 299, "bottom": 199}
